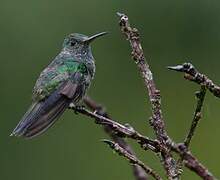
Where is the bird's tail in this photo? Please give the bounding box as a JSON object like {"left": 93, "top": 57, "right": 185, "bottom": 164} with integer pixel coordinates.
{"left": 11, "top": 92, "right": 71, "bottom": 139}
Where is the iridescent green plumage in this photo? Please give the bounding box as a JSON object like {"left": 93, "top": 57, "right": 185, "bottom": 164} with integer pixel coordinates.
{"left": 11, "top": 32, "right": 107, "bottom": 138}
{"left": 33, "top": 58, "right": 89, "bottom": 101}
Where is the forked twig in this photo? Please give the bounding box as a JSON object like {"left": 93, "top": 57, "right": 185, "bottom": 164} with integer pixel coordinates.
{"left": 67, "top": 15, "right": 216, "bottom": 180}
{"left": 83, "top": 96, "right": 148, "bottom": 180}
{"left": 103, "top": 139, "right": 162, "bottom": 180}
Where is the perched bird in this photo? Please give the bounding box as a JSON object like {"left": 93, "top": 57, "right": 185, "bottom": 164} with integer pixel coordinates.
{"left": 11, "top": 32, "right": 107, "bottom": 139}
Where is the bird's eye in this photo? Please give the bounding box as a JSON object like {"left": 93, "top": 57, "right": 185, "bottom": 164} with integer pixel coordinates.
{"left": 70, "top": 41, "right": 76, "bottom": 46}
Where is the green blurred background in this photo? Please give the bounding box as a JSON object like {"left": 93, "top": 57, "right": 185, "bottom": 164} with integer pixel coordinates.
{"left": 1, "top": 0, "right": 220, "bottom": 179}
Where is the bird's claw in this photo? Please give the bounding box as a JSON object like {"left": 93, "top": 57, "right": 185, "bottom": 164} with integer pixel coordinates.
{"left": 69, "top": 103, "right": 75, "bottom": 109}
{"left": 69, "top": 103, "right": 85, "bottom": 114}
{"left": 74, "top": 105, "right": 85, "bottom": 114}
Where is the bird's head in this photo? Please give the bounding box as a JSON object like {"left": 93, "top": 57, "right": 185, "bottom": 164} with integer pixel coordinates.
{"left": 62, "top": 32, "right": 107, "bottom": 52}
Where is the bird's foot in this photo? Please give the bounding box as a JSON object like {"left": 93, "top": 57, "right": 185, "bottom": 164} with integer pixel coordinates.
{"left": 69, "top": 103, "right": 75, "bottom": 109}
{"left": 69, "top": 103, "right": 85, "bottom": 114}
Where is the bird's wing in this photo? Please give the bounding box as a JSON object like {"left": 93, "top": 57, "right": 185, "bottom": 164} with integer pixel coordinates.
{"left": 32, "top": 58, "right": 88, "bottom": 101}
{"left": 11, "top": 59, "right": 90, "bottom": 138}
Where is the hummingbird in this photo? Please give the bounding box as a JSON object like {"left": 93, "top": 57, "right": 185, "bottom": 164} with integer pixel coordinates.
{"left": 11, "top": 32, "right": 107, "bottom": 139}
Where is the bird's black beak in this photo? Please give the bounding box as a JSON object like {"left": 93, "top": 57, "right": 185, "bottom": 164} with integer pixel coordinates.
{"left": 84, "top": 32, "right": 108, "bottom": 43}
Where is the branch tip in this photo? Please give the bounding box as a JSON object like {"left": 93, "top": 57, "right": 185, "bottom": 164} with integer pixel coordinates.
{"left": 167, "top": 65, "right": 184, "bottom": 72}
{"left": 116, "top": 12, "right": 124, "bottom": 17}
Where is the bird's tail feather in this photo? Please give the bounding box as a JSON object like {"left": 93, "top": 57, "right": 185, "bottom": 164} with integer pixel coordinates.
{"left": 11, "top": 91, "right": 71, "bottom": 139}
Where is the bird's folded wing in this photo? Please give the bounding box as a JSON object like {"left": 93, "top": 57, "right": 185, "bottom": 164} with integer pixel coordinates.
{"left": 60, "top": 80, "right": 78, "bottom": 99}
{"left": 11, "top": 73, "right": 86, "bottom": 138}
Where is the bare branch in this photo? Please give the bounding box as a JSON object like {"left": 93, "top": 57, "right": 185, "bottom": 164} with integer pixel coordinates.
{"left": 102, "top": 139, "right": 162, "bottom": 180}
{"left": 83, "top": 96, "right": 148, "bottom": 180}
{"left": 172, "top": 144, "right": 215, "bottom": 180}
{"left": 176, "top": 86, "right": 207, "bottom": 175}
{"left": 69, "top": 103, "right": 158, "bottom": 152}
{"left": 67, "top": 21, "right": 216, "bottom": 180}
{"left": 167, "top": 63, "right": 216, "bottom": 179}
{"left": 69, "top": 102, "right": 215, "bottom": 179}
{"left": 117, "top": 12, "right": 178, "bottom": 179}
{"left": 168, "top": 63, "right": 220, "bottom": 98}
{"left": 184, "top": 86, "right": 206, "bottom": 147}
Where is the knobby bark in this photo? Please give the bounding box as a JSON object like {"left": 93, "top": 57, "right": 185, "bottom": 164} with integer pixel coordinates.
{"left": 83, "top": 96, "right": 148, "bottom": 180}
{"left": 68, "top": 14, "right": 217, "bottom": 180}
{"left": 117, "top": 12, "right": 178, "bottom": 179}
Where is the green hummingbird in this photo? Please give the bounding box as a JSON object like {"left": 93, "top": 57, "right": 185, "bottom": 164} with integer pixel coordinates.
{"left": 11, "top": 32, "right": 107, "bottom": 139}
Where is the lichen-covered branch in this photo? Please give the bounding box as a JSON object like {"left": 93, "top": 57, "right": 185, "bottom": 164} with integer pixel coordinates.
{"left": 103, "top": 139, "right": 162, "bottom": 180}
{"left": 172, "top": 144, "right": 215, "bottom": 180}
{"left": 69, "top": 103, "right": 158, "bottom": 152}
{"left": 83, "top": 96, "right": 148, "bottom": 180}
{"left": 70, "top": 102, "right": 215, "bottom": 179}
{"left": 117, "top": 12, "right": 178, "bottom": 179}
{"left": 66, "top": 17, "right": 216, "bottom": 180}
{"left": 167, "top": 63, "right": 220, "bottom": 98}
